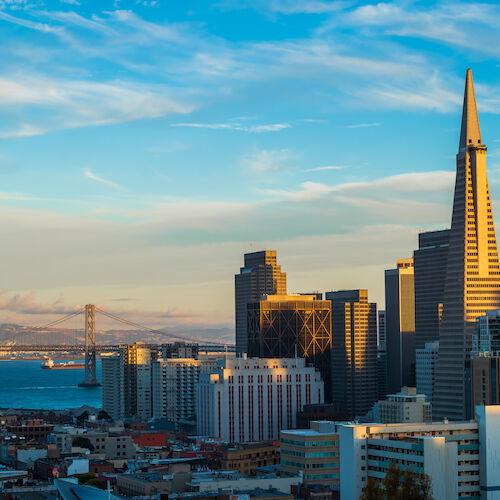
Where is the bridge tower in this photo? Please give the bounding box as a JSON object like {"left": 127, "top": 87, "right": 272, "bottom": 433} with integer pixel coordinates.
{"left": 78, "top": 304, "right": 101, "bottom": 387}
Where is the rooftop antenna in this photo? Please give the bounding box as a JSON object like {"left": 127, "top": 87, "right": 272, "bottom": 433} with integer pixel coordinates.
{"left": 294, "top": 344, "right": 297, "bottom": 359}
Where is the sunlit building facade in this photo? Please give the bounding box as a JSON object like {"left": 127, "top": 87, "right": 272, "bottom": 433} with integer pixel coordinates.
{"left": 196, "top": 357, "right": 324, "bottom": 443}
{"left": 385, "top": 258, "right": 415, "bottom": 393}
{"left": 326, "top": 289, "right": 377, "bottom": 418}
{"left": 247, "top": 294, "right": 332, "bottom": 401}
{"left": 235, "top": 250, "right": 287, "bottom": 355}
{"left": 434, "top": 70, "right": 500, "bottom": 420}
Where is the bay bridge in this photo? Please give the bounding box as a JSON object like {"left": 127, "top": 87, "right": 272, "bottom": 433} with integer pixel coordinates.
{"left": 0, "top": 304, "right": 234, "bottom": 387}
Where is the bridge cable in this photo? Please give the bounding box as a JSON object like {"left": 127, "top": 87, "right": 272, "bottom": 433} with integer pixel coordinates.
{"left": 94, "top": 307, "right": 221, "bottom": 345}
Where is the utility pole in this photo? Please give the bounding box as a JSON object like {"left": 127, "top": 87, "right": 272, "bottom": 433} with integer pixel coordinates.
{"left": 78, "top": 304, "right": 101, "bottom": 387}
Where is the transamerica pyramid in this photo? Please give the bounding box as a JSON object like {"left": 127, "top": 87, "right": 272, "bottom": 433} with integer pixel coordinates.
{"left": 433, "top": 69, "right": 500, "bottom": 420}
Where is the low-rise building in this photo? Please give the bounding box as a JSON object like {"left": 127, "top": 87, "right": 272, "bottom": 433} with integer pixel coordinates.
{"left": 6, "top": 419, "right": 54, "bottom": 442}
{"left": 186, "top": 470, "right": 303, "bottom": 494}
{"left": 280, "top": 421, "right": 339, "bottom": 488}
{"left": 116, "top": 472, "right": 174, "bottom": 496}
{"left": 51, "top": 431, "right": 136, "bottom": 460}
{"left": 376, "top": 386, "right": 431, "bottom": 423}
{"left": 220, "top": 442, "right": 279, "bottom": 475}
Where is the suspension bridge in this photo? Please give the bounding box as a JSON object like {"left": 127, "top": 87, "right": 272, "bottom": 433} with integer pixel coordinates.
{"left": 0, "top": 304, "right": 234, "bottom": 387}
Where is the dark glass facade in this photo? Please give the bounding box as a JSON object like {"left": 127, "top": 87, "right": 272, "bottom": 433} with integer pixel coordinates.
{"left": 413, "top": 229, "right": 450, "bottom": 350}
{"left": 247, "top": 295, "right": 332, "bottom": 401}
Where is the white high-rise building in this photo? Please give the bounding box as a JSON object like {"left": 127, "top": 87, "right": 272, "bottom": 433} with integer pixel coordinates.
{"left": 152, "top": 358, "right": 219, "bottom": 429}
{"left": 337, "top": 405, "right": 500, "bottom": 500}
{"left": 101, "top": 343, "right": 157, "bottom": 421}
{"left": 197, "top": 357, "right": 324, "bottom": 443}
{"left": 416, "top": 341, "right": 439, "bottom": 405}
{"left": 102, "top": 356, "right": 121, "bottom": 420}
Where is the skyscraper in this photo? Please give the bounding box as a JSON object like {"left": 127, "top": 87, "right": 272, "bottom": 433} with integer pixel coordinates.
{"left": 385, "top": 258, "right": 415, "bottom": 393}
{"left": 378, "top": 310, "right": 386, "bottom": 346}
{"left": 247, "top": 294, "right": 332, "bottom": 400}
{"left": 434, "top": 69, "right": 500, "bottom": 420}
{"left": 101, "top": 342, "right": 157, "bottom": 421}
{"left": 235, "top": 250, "right": 287, "bottom": 355}
{"left": 414, "top": 229, "right": 450, "bottom": 350}
{"left": 326, "top": 289, "right": 378, "bottom": 418}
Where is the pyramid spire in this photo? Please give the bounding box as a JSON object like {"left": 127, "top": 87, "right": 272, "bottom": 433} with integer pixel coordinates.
{"left": 459, "top": 68, "right": 482, "bottom": 152}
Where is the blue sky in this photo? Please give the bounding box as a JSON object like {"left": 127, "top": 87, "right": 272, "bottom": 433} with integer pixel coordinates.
{"left": 1, "top": 0, "right": 500, "bottom": 340}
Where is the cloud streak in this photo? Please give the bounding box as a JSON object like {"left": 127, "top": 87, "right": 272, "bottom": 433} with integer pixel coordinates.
{"left": 84, "top": 169, "right": 123, "bottom": 190}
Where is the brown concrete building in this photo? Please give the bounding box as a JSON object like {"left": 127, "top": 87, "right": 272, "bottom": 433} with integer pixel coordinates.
{"left": 221, "top": 442, "right": 279, "bottom": 476}
{"left": 235, "top": 250, "right": 287, "bottom": 355}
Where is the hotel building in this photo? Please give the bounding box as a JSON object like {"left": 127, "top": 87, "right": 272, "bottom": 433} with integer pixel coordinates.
{"left": 196, "top": 357, "right": 324, "bottom": 443}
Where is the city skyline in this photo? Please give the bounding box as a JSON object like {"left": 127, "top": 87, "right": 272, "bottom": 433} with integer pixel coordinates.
{"left": 2, "top": 1, "right": 500, "bottom": 340}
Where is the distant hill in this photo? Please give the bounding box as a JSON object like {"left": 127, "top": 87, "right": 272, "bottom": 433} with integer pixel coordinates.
{"left": 0, "top": 323, "right": 234, "bottom": 346}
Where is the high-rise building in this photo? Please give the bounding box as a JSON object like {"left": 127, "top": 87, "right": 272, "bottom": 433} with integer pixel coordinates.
{"left": 102, "top": 356, "right": 121, "bottom": 420}
{"left": 326, "top": 290, "right": 377, "bottom": 418}
{"left": 414, "top": 230, "right": 450, "bottom": 349}
{"left": 338, "top": 410, "right": 496, "bottom": 500}
{"left": 415, "top": 341, "right": 439, "bottom": 405}
{"left": 472, "top": 309, "right": 500, "bottom": 356}
{"left": 434, "top": 70, "right": 500, "bottom": 420}
{"left": 197, "top": 357, "right": 324, "bottom": 443}
{"left": 152, "top": 358, "right": 219, "bottom": 430}
{"left": 377, "top": 310, "right": 387, "bottom": 399}
{"left": 235, "top": 250, "right": 287, "bottom": 355}
{"left": 464, "top": 310, "right": 500, "bottom": 418}
{"left": 377, "top": 310, "right": 385, "bottom": 346}
{"left": 101, "top": 342, "right": 157, "bottom": 421}
{"left": 247, "top": 294, "right": 332, "bottom": 400}
{"left": 385, "top": 258, "right": 415, "bottom": 394}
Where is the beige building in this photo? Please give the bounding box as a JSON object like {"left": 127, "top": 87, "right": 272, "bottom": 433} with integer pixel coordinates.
{"left": 220, "top": 442, "right": 279, "bottom": 475}
{"left": 281, "top": 421, "right": 339, "bottom": 487}
{"left": 434, "top": 69, "right": 500, "bottom": 420}
{"left": 53, "top": 431, "right": 136, "bottom": 460}
{"left": 377, "top": 386, "right": 431, "bottom": 423}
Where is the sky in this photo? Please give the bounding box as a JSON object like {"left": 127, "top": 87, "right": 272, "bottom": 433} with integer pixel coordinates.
{"left": 1, "top": 0, "right": 500, "bottom": 342}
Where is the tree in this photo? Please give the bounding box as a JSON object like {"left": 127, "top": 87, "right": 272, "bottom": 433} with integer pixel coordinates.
{"left": 97, "top": 410, "right": 111, "bottom": 421}
{"left": 382, "top": 463, "right": 403, "bottom": 498}
{"left": 76, "top": 472, "right": 96, "bottom": 484}
{"left": 85, "top": 478, "right": 107, "bottom": 490}
{"left": 72, "top": 436, "right": 95, "bottom": 452}
{"left": 360, "top": 464, "right": 433, "bottom": 500}
{"left": 360, "top": 477, "right": 383, "bottom": 500}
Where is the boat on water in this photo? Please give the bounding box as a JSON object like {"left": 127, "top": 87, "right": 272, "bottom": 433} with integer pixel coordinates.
{"left": 41, "top": 358, "right": 85, "bottom": 370}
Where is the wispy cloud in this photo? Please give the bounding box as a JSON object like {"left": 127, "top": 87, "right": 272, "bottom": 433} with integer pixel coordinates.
{"left": 304, "top": 165, "right": 346, "bottom": 172}
{"left": 0, "top": 124, "right": 48, "bottom": 139}
{"left": 171, "top": 122, "right": 291, "bottom": 133}
{"left": 245, "top": 148, "right": 296, "bottom": 172}
{"left": 346, "top": 122, "right": 381, "bottom": 129}
{"left": 0, "top": 75, "right": 195, "bottom": 137}
{"left": 84, "top": 169, "right": 123, "bottom": 190}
